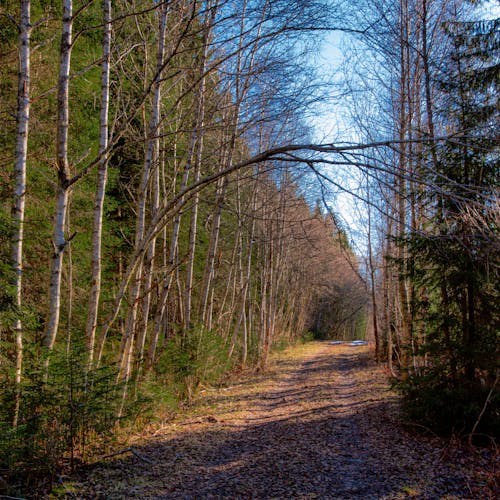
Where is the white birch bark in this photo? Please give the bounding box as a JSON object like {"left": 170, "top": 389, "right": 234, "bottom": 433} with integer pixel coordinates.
{"left": 86, "top": 0, "right": 112, "bottom": 368}
{"left": 43, "top": 0, "right": 73, "bottom": 351}
{"left": 118, "top": 3, "right": 169, "bottom": 385}
{"left": 147, "top": 201, "right": 183, "bottom": 366}
{"left": 147, "top": 106, "right": 188, "bottom": 368}
{"left": 199, "top": 0, "right": 265, "bottom": 332}
{"left": 397, "top": 0, "right": 412, "bottom": 380}
{"left": 12, "top": 0, "right": 31, "bottom": 427}
{"left": 239, "top": 176, "right": 258, "bottom": 365}
{"left": 227, "top": 225, "right": 242, "bottom": 338}
{"left": 136, "top": 4, "right": 168, "bottom": 367}
{"left": 199, "top": 176, "right": 226, "bottom": 327}
{"left": 184, "top": 1, "right": 217, "bottom": 331}
{"left": 227, "top": 176, "right": 246, "bottom": 359}
{"left": 184, "top": 138, "right": 203, "bottom": 332}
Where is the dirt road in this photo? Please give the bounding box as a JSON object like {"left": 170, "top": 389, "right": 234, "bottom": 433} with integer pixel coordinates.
{"left": 66, "top": 342, "right": 497, "bottom": 499}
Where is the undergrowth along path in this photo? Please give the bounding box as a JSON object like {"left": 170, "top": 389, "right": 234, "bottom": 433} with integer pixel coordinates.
{"left": 67, "top": 341, "right": 497, "bottom": 499}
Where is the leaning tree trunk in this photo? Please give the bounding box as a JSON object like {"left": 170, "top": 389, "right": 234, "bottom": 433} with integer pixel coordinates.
{"left": 147, "top": 176, "right": 185, "bottom": 368}
{"left": 198, "top": 0, "right": 259, "bottom": 328}
{"left": 239, "top": 174, "right": 258, "bottom": 365}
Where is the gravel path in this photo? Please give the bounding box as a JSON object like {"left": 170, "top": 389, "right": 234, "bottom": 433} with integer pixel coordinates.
{"left": 66, "top": 342, "right": 497, "bottom": 499}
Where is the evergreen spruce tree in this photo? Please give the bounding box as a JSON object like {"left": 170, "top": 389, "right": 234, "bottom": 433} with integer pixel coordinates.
{"left": 402, "top": 17, "right": 499, "bottom": 437}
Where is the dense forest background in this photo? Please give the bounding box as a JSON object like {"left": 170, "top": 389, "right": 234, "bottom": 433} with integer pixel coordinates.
{"left": 0, "top": 0, "right": 498, "bottom": 494}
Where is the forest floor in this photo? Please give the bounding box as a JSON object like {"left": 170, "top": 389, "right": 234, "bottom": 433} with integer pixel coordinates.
{"left": 61, "top": 341, "right": 498, "bottom": 499}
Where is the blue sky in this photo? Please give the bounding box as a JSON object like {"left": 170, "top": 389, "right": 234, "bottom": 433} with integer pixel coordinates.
{"left": 309, "top": 0, "right": 499, "bottom": 255}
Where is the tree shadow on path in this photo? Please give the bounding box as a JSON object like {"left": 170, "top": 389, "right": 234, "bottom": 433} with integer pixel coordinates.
{"left": 72, "top": 347, "right": 491, "bottom": 499}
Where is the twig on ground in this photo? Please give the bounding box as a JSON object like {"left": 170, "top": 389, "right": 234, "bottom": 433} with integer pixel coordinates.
{"left": 130, "top": 448, "right": 154, "bottom": 464}
{"left": 102, "top": 447, "right": 154, "bottom": 464}
{"left": 401, "top": 421, "right": 440, "bottom": 438}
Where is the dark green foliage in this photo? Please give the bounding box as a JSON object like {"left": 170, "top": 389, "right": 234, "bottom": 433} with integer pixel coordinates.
{"left": 398, "top": 17, "right": 499, "bottom": 438}
{"left": 400, "top": 369, "right": 499, "bottom": 441}
{"left": 399, "top": 224, "right": 499, "bottom": 438}
{"left": 153, "top": 325, "right": 233, "bottom": 402}
{"left": 0, "top": 341, "right": 119, "bottom": 496}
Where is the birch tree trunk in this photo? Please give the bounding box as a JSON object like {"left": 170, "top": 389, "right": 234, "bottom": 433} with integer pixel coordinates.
{"left": 43, "top": 0, "right": 73, "bottom": 352}
{"left": 136, "top": 4, "right": 168, "bottom": 368}
{"left": 147, "top": 105, "right": 188, "bottom": 368}
{"left": 86, "top": 0, "right": 112, "bottom": 368}
{"left": 147, "top": 190, "right": 183, "bottom": 367}
{"left": 198, "top": 0, "right": 259, "bottom": 327}
{"left": 239, "top": 174, "right": 258, "bottom": 365}
{"left": 227, "top": 175, "right": 245, "bottom": 359}
{"left": 366, "top": 175, "right": 380, "bottom": 361}
{"left": 396, "top": 0, "right": 412, "bottom": 380}
{"left": 184, "top": 145, "right": 203, "bottom": 332}
{"left": 199, "top": 175, "right": 227, "bottom": 328}
{"left": 184, "top": 1, "right": 217, "bottom": 331}
{"left": 118, "top": 3, "right": 168, "bottom": 387}
{"left": 12, "top": 0, "right": 31, "bottom": 427}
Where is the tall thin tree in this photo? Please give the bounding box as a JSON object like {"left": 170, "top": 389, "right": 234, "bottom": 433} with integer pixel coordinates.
{"left": 43, "top": 0, "right": 74, "bottom": 353}
{"left": 86, "top": 0, "right": 112, "bottom": 368}
{"left": 12, "top": 0, "right": 31, "bottom": 426}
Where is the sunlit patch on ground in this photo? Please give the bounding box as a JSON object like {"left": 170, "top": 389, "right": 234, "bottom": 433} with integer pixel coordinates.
{"left": 67, "top": 341, "right": 498, "bottom": 499}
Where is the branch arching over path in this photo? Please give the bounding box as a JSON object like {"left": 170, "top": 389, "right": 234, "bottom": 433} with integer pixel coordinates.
{"left": 94, "top": 133, "right": 479, "bottom": 363}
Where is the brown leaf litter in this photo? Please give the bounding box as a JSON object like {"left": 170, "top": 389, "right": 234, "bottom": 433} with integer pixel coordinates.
{"left": 60, "top": 341, "right": 498, "bottom": 499}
